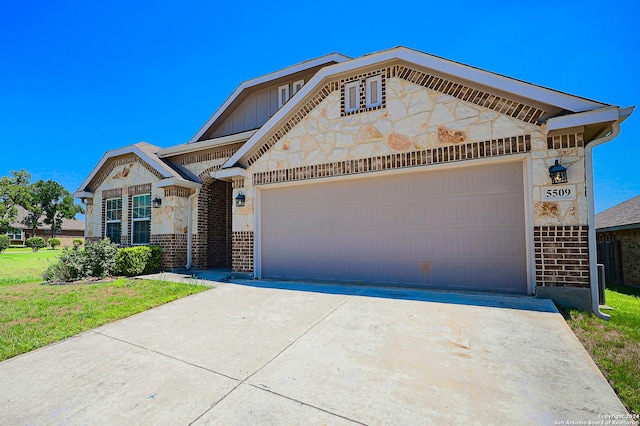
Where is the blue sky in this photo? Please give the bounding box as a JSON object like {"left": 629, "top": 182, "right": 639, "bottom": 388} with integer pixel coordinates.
{"left": 1, "top": 0, "right": 638, "bottom": 214}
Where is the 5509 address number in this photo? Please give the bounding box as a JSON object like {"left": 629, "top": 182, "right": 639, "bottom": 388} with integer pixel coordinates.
{"left": 542, "top": 185, "right": 576, "bottom": 201}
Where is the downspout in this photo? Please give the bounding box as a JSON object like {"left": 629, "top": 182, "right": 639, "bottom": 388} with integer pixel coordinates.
{"left": 185, "top": 187, "right": 200, "bottom": 270}
{"left": 585, "top": 122, "right": 620, "bottom": 320}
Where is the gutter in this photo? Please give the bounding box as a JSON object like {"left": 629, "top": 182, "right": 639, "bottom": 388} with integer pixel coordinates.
{"left": 582, "top": 106, "right": 634, "bottom": 319}
{"left": 185, "top": 187, "right": 200, "bottom": 270}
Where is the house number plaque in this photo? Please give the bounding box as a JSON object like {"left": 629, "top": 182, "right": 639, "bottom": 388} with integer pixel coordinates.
{"left": 542, "top": 184, "right": 576, "bottom": 201}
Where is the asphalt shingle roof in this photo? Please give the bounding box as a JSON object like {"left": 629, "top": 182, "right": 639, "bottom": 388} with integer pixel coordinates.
{"left": 595, "top": 195, "right": 640, "bottom": 230}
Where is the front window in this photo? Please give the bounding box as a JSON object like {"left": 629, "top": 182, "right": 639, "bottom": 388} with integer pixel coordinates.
{"left": 131, "top": 194, "right": 151, "bottom": 245}
{"left": 7, "top": 228, "right": 22, "bottom": 240}
{"left": 105, "top": 198, "right": 122, "bottom": 244}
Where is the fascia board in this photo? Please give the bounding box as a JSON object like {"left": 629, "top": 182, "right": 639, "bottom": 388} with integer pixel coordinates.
{"left": 159, "top": 129, "right": 257, "bottom": 158}
{"left": 546, "top": 106, "right": 622, "bottom": 132}
{"left": 188, "top": 53, "right": 351, "bottom": 144}
{"left": 222, "top": 47, "right": 613, "bottom": 169}
{"left": 73, "top": 191, "right": 94, "bottom": 199}
{"left": 76, "top": 145, "right": 174, "bottom": 192}
{"left": 211, "top": 167, "right": 246, "bottom": 180}
{"left": 155, "top": 178, "right": 202, "bottom": 189}
{"left": 596, "top": 223, "right": 640, "bottom": 233}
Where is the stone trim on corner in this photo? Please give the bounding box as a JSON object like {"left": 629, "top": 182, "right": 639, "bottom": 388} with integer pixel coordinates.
{"left": 534, "top": 225, "right": 590, "bottom": 288}
{"left": 232, "top": 231, "right": 253, "bottom": 273}
{"left": 253, "top": 135, "right": 530, "bottom": 186}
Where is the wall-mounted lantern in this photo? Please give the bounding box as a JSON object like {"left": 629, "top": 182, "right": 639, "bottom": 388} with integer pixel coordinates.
{"left": 235, "top": 192, "right": 246, "bottom": 207}
{"left": 152, "top": 197, "right": 162, "bottom": 208}
{"left": 549, "top": 160, "right": 568, "bottom": 184}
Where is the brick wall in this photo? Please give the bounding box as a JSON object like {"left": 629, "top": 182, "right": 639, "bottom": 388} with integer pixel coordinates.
{"left": 150, "top": 234, "right": 188, "bottom": 269}
{"left": 534, "top": 225, "right": 590, "bottom": 288}
{"left": 208, "top": 180, "right": 232, "bottom": 267}
{"left": 232, "top": 231, "right": 253, "bottom": 273}
{"left": 610, "top": 229, "right": 640, "bottom": 285}
{"left": 193, "top": 180, "right": 232, "bottom": 269}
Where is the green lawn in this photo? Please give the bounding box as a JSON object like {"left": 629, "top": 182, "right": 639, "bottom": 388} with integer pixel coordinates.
{"left": 0, "top": 247, "right": 210, "bottom": 362}
{"left": 0, "top": 278, "right": 209, "bottom": 361}
{"left": 566, "top": 284, "right": 640, "bottom": 415}
{"left": 0, "top": 247, "right": 61, "bottom": 283}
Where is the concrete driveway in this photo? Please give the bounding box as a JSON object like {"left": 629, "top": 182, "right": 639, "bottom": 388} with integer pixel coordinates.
{"left": 0, "top": 278, "right": 630, "bottom": 425}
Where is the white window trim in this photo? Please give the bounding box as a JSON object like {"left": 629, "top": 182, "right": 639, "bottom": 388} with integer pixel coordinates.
{"left": 344, "top": 81, "right": 360, "bottom": 113}
{"left": 131, "top": 194, "right": 151, "bottom": 246}
{"left": 105, "top": 197, "right": 122, "bottom": 243}
{"left": 7, "top": 228, "right": 22, "bottom": 240}
{"left": 278, "top": 84, "right": 290, "bottom": 108}
{"left": 292, "top": 79, "right": 304, "bottom": 95}
{"left": 365, "top": 75, "right": 383, "bottom": 108}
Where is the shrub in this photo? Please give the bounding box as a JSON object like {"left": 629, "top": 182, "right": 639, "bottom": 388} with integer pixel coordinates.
{"left": 42, "top": 245, "right": 89, "bottom": 282}
{"left": 73, "top": 239, "right": 83, "bottom": 248}
{"left": 26, "top": 237, "right": 46, "bottom": 252}
{"left": 116, "top": 246, "right": 163, "bottom": 276}
{"left": 42, "top": 238, "right": 119, "bottom": 282}
{"left": 49, "top": 238, "right": 61, "bottom": 249}
{"left": 0, "top": 235, "right": 10, "bottom": 253}
{"left": 145, "top": 246, "right": 163, "bottom": 274}
{"left": 84, "top": 238, "right": 119, "bottom": 278}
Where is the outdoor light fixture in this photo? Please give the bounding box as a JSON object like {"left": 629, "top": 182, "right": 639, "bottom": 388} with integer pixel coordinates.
{"left": 549, "top": 160, "right": 568, "bottom": 184}
{"left": 152, "top": 197, "right": 162, "bottom": 208}
{"left": 235, "top": 192, "right": 246, "bottom": 207}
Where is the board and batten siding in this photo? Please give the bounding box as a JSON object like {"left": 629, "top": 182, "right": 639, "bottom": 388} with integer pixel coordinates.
{"left": 205, "top": 71, "right": 319, "bottom": 140}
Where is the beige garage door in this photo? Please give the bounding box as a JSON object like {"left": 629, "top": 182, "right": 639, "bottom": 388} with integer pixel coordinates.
{"left": 260, "top": 161, "right": 527, "bottom": 294}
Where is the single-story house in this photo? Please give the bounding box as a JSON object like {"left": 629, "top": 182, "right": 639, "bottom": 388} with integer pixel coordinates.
{"left": 75, "top": 46, "right": 633, "bottom": 314}
{"left": 7, "top": 206, "right": 85, "bottom": 247}
{"left": 596, "top": 195, "right": 640, "bottom": 286}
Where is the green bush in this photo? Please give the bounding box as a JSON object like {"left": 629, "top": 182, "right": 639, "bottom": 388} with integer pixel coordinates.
{"left": 116, "top": 246, "right": 163, "bottom": 276}
{"left": 26, "top": 237, "right": 46, "bottom": 252}
{"left": 42, "top": 238, "right": 119, "bottom": 282}
{"left": 42, "top": 245, "right": 88, "bottom": 282}
{"left": 145, "top": 246, "right": 163, "bottom": 274}
{"left": 49, "top": 238, "right": 61, "bottom": 249}
{"left": 0, "top": 235, "right": 10, "bottom": 253}
{"left": 73, "top": 239, "right": 83, "bottom": 247}
{"left": 85, "top": 238, "right": 119, "bottom": 278}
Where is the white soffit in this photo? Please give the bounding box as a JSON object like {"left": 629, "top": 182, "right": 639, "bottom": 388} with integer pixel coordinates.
{"left": 187, "top": 53, "right": 351, "bottom": 144}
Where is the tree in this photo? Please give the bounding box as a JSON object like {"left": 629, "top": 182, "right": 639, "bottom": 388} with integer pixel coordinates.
{"left": 0, "top": 170, "right": 31, "bottom": 234}
{"left": 24, "top": 180, "right": 84, "bottom": 238}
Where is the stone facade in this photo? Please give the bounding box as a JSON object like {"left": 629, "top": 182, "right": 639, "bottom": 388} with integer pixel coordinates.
{"left": 77, "top": 49, "right": 624, "bottom": 312}
{"left": 235, "top": 76, "right": 590, "bottom": 290}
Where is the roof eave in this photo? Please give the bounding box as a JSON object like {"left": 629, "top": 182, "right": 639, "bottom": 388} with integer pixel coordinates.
{"left": 159, "top": 129, "right": 257, "bottom": 158}
{"left": 596, "top": 223, "right": 640, "bottom": 233}
{"left": 221, "top": 46, "right": 617, "bottom": 169}
{"left": 187, "top": 53, "right": 351, "bottom": 144}
{"left": 76, "top": 144, "right": 177, "bottom": 193}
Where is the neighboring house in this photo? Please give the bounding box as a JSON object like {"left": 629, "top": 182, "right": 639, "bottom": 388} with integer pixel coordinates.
{"left": 596, "top": 195, "right": 640, "bottom": 286}
{"left": 75, "top": 46, "right": 634, "bottom": 313}
{"left": 7, "top": 206, "right": 85, "bottom": 247}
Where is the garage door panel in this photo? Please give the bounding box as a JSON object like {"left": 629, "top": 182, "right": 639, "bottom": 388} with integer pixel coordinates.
{"left": 260, "top": 162, "right": 527, "bottom": 293}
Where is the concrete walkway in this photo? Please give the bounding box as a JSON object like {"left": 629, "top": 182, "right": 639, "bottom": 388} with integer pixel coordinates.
{"left": 0, "top": 276, "right": 631, "bottom": 425}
